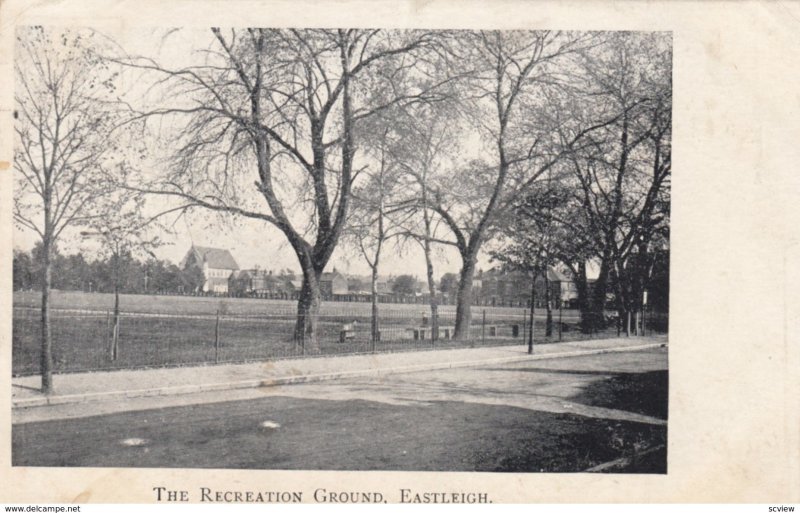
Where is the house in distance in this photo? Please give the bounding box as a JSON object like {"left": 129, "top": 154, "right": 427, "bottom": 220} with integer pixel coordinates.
{"left": 181, "top": 245, "right": 240, "bottom": 294}
{"left": 320, "top": 269, "right": 348, "bottom": 297}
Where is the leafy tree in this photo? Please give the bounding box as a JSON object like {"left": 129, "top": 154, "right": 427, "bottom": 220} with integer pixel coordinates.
{"left": 492, "top": 181, "right": 570, "bottom": 337}
{"left": 392, "top": 274, "right": 418, "bottom": 296}
{"left": 228, "top": 272, "right": 252, "bottom": 297}
{"left": 439, "top": 273, "right": 458, "bottom": 299}
{"left": 564, "top": 32, "right": 672, "bottom": 333}
{"left": 347, "top": 278, "right": 367, "bottom": 293}
{"left": 490, "top": 32, "right": 672, "bottom": 336}
{"left": 180, "top": 264, "right": 205, "bottom": 294}
{"left": 12, "top": 250, "right": 35, "bottom": 290}
{"left": 81, "top": 193, "right": 161, "bottom": 360}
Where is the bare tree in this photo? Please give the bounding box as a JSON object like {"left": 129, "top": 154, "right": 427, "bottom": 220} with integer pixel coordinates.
{"left": 381, "top": 101, "right": 458, "bottom": 342}
{"left": 346, "top": 125, "right": 410, "bottom": 348}
{"left": 420, "top": 31, "right": 599, "bottom": 340}
{"left": 80, "top": 193, "right": 163, "bottom": 360}
{"left": 13, "top": 27, "right": 120, "bottom": 392}
{"left": 120, "top": 28, "right": 443, "bottom": 352}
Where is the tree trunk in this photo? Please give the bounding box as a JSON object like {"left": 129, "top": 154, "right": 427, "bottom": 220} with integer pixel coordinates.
{"left": 294, "top": 268, "right": 322, "bottom": 354}
{"left": 528, "top": 274, "right": 536, "bottom": 354}
{"left": 420, "top": 178, "right": 439, "bottom": 342}
{"left": 574, "top": 261, "right": 592, "bottom": 334}
{"left": 590, "top": 257, "right": 611, "bottom": 333}
{"left": 39, "top": 237, "right": 54, "bottom": 394}
{"left": 370, "top": 264, "right": 379, "bottom": 350}
{"left": 112, "top": 283, "right": 120, "bottom": 360}
{"left": 544, "top": 269, "right": 553, "bottom": 337}
{"left": 111, "top": 251, "right": 120, "bottom": 361}
{"left": 453, "top": 255, "right": 477, "bottom": 341}
{"left": 423, "top": 228, "right": 438, "bottom": 343}
{"left": 425, "top": 252, "right": 439, "bottom": 342}
{"left": 625, "top": 310, "right": 631, "bottom": 336}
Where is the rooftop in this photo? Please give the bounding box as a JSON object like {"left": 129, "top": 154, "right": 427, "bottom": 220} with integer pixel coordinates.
{"left": 187, "top": 246, "right": 239, "bottom": 270}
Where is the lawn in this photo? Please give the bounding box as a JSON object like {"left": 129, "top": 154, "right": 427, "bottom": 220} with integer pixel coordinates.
{"left": 12, "top": 395, "right": 665, "bottom": 472}
{"left": 14, "top": 289, "right": 571, "bottom": 318}
{"left": 12, "top": 290, "right": 618, "bottom": 375}
{"left": 12, "top": 349, "right": 669, "bottom": 473}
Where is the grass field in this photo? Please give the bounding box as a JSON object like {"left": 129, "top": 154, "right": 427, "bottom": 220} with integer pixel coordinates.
{"left": 12, "top": 290, "right": 617, "bottom": 376}
{"left": 13, "top": 289, "right": 577, "bottom": 318}
{"left": 13, "top": 350, "right": 668, "bottom": 472}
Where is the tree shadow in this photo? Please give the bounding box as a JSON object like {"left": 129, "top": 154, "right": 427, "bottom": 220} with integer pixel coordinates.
{"left": 570, "top": 370, "right": 668, "bottom": 420}
{"left": 13, "top": 395, "right": 666, "bottom": 473}
{"left": 481, "top": 367, "right": 625, "bottom": 376}
{"left": 479, "top": 366, "right": 668, "bottom": 420}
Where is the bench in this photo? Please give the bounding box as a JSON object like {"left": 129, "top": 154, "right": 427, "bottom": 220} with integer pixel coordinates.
{"left": 339, "top": 322, "right": 357, "bottom": 343}
{"left": 410, "top": 325, "right": 513, "bottom": 340}
{"left": 411, "top": 326, "right": 454, "bottom": 340}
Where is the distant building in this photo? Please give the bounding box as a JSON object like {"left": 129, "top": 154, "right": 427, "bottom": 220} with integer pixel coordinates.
{"left": 320, "top": 269, "right": 348, "bottom": 296}
{"left": 228, "top": 268, "right": 302, "bottom": 296}
{"left": 229, "top": 269, "right": 273, "bottom": 295}
{"left": 545, "top": 267, "right": 577, "bottom": 307}
{"left": 376, "top": 276, "right": 393, "bottom": 295}
{"left": 479, "top": 266, "right": 576, "bottom": 307}
{"left": 347, "top": 276, "right": 369, "bottom": 294}
{"left": 346, "top": 274, "right": 393, "bottom": 295}
{"left": 181, "top": 246, "right": 239, "bottom": 293}
{"left": 249, "top": 270, "right": 276, "bottom": 293}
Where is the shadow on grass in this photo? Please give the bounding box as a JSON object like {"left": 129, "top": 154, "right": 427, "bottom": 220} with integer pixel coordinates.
{"left": 480, "top": 366, "right": 668, "bottom": 421}
{"left": 602, "top": 444, "right": 667, "bottom": 474}
{"left": 481, "top": 367, "right": 629, "bottom": 376}
{"left": 570, "top": 370, "right": 668, "bottom": 420}
{"left": 14, "top": 395, "right": 666, "bottom": 473}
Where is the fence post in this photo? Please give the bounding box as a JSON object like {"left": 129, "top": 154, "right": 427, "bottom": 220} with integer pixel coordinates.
{"left": 112, "top": 312, "right": 120, "bottom": 361}
{"left": 558, "top": 303, "right": 563, "bottom": 342}
{"left": 432, "top": 306, "right": 439, "bottom": 347}
{"left": 642, "top": 308, "right": 647, "bottom": 336}
{"left": 522, "top": 310, "right": 527, "bottom": 347}
{"left": 214, "top": 309, "right": 221, "bottom": 364}
{"left": 528, "top": 304, "right": 534, "bottom": 353}
{"left": 640, "top": 308, "right": 645, "bottom": 336}
{"left": 106, "top": 310, "right": 111, "bottom": 358}
{"left": 626, "top": 311, "right": 631, "bottom": 337}
{"left": 481, "top": 309, "right": 486, "bottom": 345}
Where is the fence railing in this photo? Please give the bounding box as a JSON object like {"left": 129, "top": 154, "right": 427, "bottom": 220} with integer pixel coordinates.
{"left": 12, "top": 305, "right": 665, "bottom": 376}
{"left": 14, "top": 287, "right": 564, "bottom": 308}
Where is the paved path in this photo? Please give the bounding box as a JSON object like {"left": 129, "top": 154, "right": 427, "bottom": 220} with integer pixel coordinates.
{"left": 13, "top": 336, "right": 666, "bottom": 411}
{"left": 255, "top": 349, "right": 668, "bottom": 426}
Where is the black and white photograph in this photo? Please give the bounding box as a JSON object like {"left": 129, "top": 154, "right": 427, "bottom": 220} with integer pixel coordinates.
{"left": 1, "top": 0, "right": 796, "bottom": 506}
{"left": 8, "top": 25, "right": 672, "bottom": 476}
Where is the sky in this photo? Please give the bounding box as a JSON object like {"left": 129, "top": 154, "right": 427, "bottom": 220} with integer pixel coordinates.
{"left": 11, "top": 26, "right": 506, "bottom": 281}
{"left": 13, "top": 201, "right": 481, "bottom": 279}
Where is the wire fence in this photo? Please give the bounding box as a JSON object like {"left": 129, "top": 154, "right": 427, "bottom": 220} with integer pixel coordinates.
{"left": 12, "top": 304, "right": 666, "bottom": 376}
